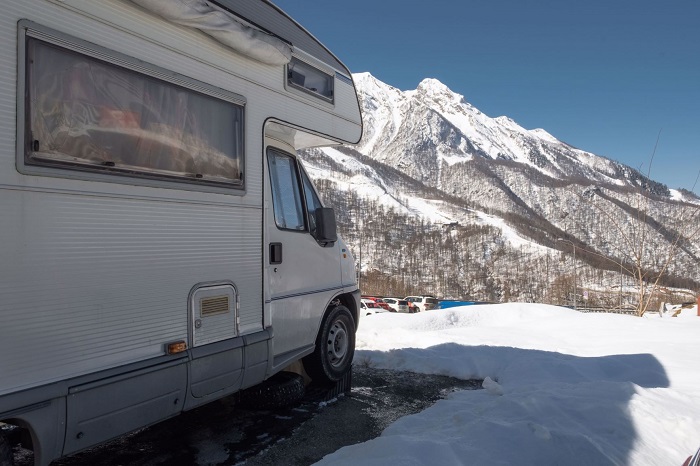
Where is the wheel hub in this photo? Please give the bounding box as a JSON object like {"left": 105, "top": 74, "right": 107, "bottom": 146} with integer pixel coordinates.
{"left": 327, "top": 320, "right": 348, "bottom": 367}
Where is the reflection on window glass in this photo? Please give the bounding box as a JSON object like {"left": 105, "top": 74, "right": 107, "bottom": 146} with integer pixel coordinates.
{"left": 287, "top": 57, "right": 334, "bottom": 102}
{"left": 267, "top": 150, "right": 305, "bottom": 231}
{"left": 300, "top": 167, "right": 322, "bottom": 235}
{"left": 27, "top": 38, "right": 244, "bottom": 185}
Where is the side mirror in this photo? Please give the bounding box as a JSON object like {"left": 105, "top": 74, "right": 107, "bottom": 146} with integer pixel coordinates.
{"left": 315, "top": 207, "right": 337, "bottom": 245}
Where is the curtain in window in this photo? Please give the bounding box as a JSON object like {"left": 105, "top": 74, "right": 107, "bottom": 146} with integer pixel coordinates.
{"left": 28, "top": 39, "right": 243, "bottom": 184}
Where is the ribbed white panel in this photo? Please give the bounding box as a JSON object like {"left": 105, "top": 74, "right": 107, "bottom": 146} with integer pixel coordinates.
{"left": 0, "top": 10, "right": 17, "bottom": 168}
{"left": 0, "top": 189, "right": 262, "bottom": 395}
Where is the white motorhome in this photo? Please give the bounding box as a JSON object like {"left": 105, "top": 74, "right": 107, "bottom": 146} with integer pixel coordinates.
{"left": 0, "top": 1, "right": 362, "bottom": 464}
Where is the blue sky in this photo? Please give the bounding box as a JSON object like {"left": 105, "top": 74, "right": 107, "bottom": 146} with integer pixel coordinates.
{"left": 274, "top": 0, "right": 700, "bottom": 194}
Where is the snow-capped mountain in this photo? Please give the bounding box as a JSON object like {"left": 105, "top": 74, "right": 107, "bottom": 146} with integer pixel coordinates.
{"left": 298, "top": 73, "right": 699, "bottom": 303}
{"left": 352, "top": 72, "right": 666, "bottom": 194}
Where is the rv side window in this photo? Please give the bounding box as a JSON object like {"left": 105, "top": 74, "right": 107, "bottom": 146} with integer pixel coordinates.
{"left": 267, "top": 150, "right": 306, "bottom": 231}
{"left": 287, "top": 57, "right": 334, "bottom": 102}
{"left": 25, "top": 38, "right": 244, "bottom": 187}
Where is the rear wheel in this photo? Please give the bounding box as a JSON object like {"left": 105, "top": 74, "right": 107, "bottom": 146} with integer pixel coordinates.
{"left": 303, "top": 304, "right": 355, "bottom": 384}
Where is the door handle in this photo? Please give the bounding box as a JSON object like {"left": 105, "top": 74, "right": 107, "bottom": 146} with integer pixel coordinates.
{"left": 270, "top": 242, "right": 283, "bottom": 264}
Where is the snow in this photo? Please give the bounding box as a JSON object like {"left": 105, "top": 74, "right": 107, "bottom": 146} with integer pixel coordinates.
{"left": 308, "top": 152, "right": 456, "bottom": 224}
{"left": 353, "top": 72, "right": 407, "bottom": 155}
{"left": 350, "top": 72, "right": 688, "bottom": 200}
{"left": 670, "top": 188, "right": 700, "bottom": 205}
{"left": 475, "top": 211, "right": 550, "bottom": 252}
{"left": 308, "top": 147, "right": 553, "bottom": 252}
{"left": 400, "top": 75, "right": 561, "bottom": 175}
{"left": 437, "top": 152, "right": 474, "bottom": 166}
{"left": 316, "top": 303, "right": 700, "bottom": 465}
{"left": 529, "top": 128, "right": 560, "bottom": 144}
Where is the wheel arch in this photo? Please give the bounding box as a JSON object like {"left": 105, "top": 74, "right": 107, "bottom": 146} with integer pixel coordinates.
{"left": 1, "top": 402, "right": 63, "bottom": 466}
{"left": 301, "top": 290, "right": 358, "bottom": 385}
{"left": 328, "top": 291, "right": 360, "bottom": 330}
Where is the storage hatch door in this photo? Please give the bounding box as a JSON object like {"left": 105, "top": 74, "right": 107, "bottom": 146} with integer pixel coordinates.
{"left": 191, "top": 284, "right": 238, "bottom": 347}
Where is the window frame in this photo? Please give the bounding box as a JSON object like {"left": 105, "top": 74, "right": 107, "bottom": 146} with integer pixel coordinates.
{"left": 16, "top": 20, "right": 247, "bottom": 194}
{"left": 299, "top": 163, "right": 324, "bottom": 238}
{"left": 285, "top": 56, "right": 335, "bottom": 105}
{"left": 266, "top": 148, "right": 307, "bottom": 233}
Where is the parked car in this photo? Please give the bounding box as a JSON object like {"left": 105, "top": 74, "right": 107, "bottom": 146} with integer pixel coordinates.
{"left": 360, "top": 299, "right": 389, "bottom": 316}
{"left": 383, "top": 298, "right": 411, "bottom": 313}
{"left": 405, "top": 296, "right": 440, "bottom": 311}
{"left": 362, "top": 296, "right": 392, "bottom": 311}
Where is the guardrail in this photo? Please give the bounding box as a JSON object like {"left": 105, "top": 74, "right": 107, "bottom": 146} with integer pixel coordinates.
{"left": 576, "top": 307, "right": 638, "bottom": 316}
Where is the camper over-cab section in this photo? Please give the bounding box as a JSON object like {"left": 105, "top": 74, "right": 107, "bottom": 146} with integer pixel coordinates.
{"left": 0, "top": 1, "right": 362, "bottom": 465}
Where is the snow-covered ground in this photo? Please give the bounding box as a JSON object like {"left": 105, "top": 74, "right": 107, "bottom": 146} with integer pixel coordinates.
{"left": 317, "top": 303, "right": 700, "bottom": 465}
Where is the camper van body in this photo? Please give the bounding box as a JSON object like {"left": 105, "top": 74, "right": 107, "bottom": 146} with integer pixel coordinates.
{"left": 0, "top": 1, "right": 362, "bottom": 464}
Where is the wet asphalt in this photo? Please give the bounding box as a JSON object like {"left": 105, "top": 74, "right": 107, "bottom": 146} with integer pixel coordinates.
{"left": 13, "top": 366, "right": 481, "bottom": 466}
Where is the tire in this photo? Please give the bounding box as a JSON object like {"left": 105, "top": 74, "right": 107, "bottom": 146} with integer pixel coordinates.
{"left": 237, "top": 371, "right": 305, "bottom": 411}
{"left": 0, "top": 433, "right": 13, "bottom": 466}
{"left": 303, "top": 304, "right": 355, "bottom": 384}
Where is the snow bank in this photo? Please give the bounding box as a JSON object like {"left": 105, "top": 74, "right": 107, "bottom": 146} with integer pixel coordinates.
{"left": 317, "top": 303, "right": 700, "bottom": 465}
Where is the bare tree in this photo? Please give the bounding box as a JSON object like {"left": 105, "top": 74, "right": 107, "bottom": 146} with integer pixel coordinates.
{"left": 578, "top": 136, "right": 700, "bottom": 316}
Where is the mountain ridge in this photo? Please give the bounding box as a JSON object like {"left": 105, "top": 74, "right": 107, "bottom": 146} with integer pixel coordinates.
{"left": 298, "top": 72, "right": 699, "bottom": 303}
{"left": 353, "top": 72, "right": 676, "bottom": 195}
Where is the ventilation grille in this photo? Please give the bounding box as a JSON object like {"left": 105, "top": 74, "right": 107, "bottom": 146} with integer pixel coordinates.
{"left": 200, "top": 295, "right": 230, "bottom": 317}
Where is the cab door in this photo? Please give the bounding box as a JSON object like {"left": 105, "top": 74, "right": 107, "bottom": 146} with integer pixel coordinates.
{"left": 265, "top": 146, "right": 341, "bottom": 360}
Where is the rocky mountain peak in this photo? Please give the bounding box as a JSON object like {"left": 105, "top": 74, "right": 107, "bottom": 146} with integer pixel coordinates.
{"left": 351, "top": 72, "right": 658, "bottom": 188}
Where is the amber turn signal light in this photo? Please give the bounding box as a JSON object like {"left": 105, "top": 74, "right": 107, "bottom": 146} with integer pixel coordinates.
{"left": 166, "top": 341, "right": 187, "bottom": 355}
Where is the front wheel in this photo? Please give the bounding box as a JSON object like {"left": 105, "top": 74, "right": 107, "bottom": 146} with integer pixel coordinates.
{"left": 303, "top": 304, "right": 355, "bottom": 384}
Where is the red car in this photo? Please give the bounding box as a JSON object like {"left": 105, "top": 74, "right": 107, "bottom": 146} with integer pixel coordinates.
{"left": 362, "top": 296, "right": 392, "bottom": 312}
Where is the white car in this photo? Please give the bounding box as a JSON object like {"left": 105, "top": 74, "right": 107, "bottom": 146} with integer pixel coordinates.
{"left": 382, "top": 298, "right": 411, "bottom": 313}
{"left": 360, "top": 299, "right": 390, "bottom": 316}
{"left": 404, "top": 296, "right": 439, "bottom": 311}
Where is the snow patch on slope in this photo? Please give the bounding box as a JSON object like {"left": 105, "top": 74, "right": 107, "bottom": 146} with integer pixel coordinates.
{"left": 476, "top": 212, "right": 551, "bottom": 253}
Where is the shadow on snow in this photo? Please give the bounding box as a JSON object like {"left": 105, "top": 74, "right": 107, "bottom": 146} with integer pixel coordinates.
{"left": 342, "top": 343, "right": 670, "bottom": 466}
